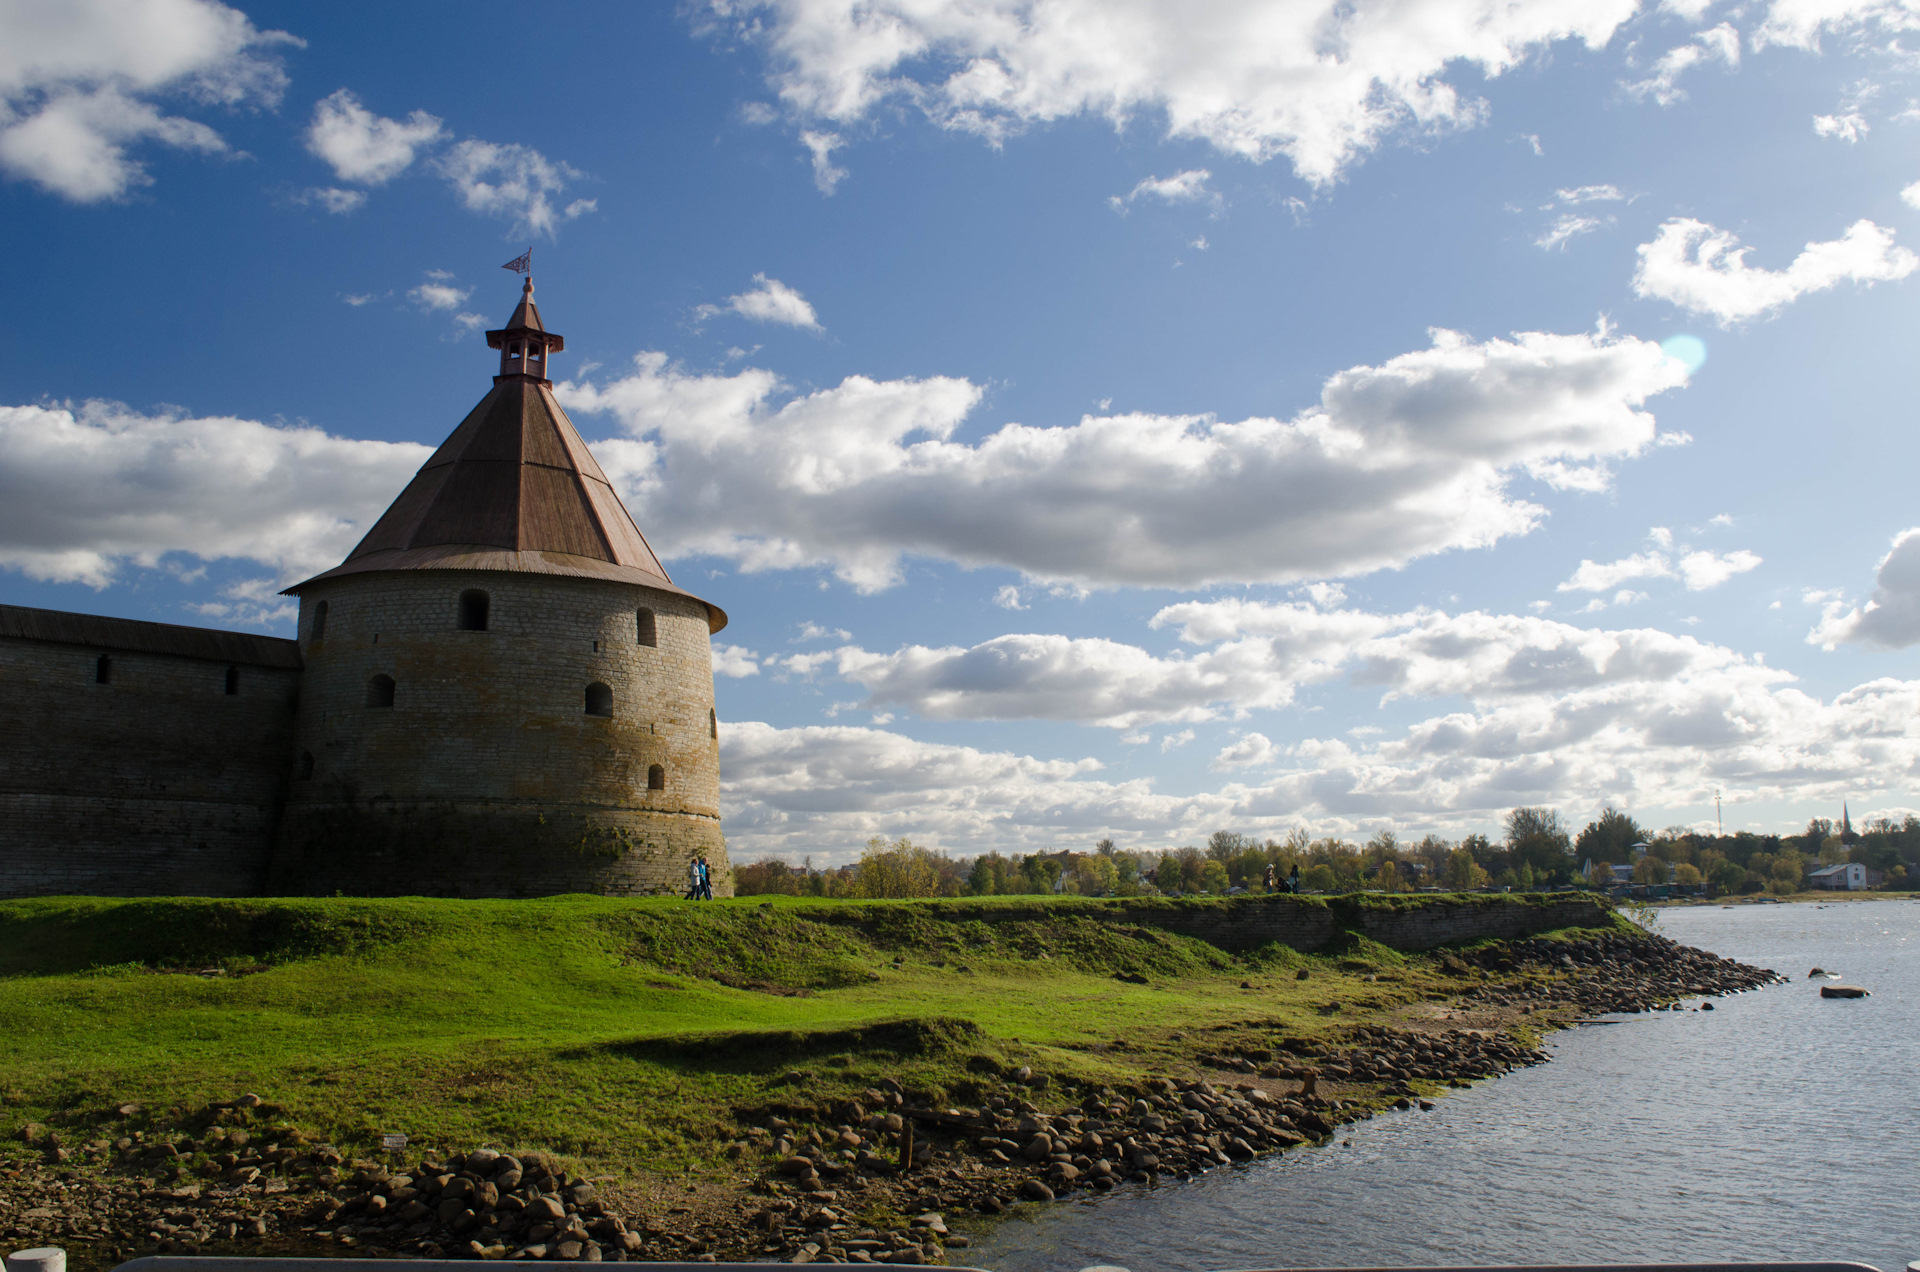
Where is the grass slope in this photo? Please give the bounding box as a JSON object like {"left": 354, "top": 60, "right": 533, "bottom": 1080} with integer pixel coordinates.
{"left": 0, "top": 893, "right": 1613, "bottom": 1178}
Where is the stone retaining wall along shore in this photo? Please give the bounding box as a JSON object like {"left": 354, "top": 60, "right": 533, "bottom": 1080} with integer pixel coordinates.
{"left": 887, "top": 893, "right": 1614, "bottom": 954}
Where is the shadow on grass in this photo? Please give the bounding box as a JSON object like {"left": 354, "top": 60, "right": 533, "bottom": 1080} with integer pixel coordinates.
{"left": 571, "top": 1015, "right": 986, "bottom": 1074}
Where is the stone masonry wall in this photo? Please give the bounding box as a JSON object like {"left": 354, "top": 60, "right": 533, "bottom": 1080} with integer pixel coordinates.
{"left": 270, "top": 570, "right": 729, "bottom": 898}
{"left": 0, "top": 636, "right": 300, "bottom": 898}
{"left": 900, "top": 893, "right": 1612, "bottom": 953}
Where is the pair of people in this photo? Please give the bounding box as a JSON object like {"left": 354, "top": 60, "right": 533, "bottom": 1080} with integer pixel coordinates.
{"left": 685, "top": 856, "right": 713, "bottom": 901}
{"left": 1262, "top": 862, "right": 1302, "bottom": 894}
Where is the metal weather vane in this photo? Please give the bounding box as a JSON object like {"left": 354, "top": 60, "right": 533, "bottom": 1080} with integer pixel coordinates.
{"left": 502, "top": 248, "right": 532, "bottom": 275}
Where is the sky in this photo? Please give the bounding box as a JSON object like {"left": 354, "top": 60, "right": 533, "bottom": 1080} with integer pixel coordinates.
{"left": 3, "top": 0, "right": 1920, "bottom": 863}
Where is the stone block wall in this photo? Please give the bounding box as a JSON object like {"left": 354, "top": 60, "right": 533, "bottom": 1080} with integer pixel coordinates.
{"left": 271, "top": 570, "right": 728, "bottom": 897}
{"left": 901, "top": 893, "right": 1612, "bottom": 953}
{"left": 0, "top": 635, "right": 301, "bottom": 898}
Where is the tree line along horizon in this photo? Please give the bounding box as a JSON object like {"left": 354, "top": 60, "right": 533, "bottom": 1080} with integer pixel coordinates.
{"left": 731, "top": 808, "right": 1920, "bottom": 900}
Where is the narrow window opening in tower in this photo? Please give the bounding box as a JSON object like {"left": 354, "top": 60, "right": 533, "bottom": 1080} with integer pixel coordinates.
{"left": 367, "top": 674, "right": 396, "bottom": 708}
{"left": 636, "top": 608, "right": 656, "bottom": 647}
{"left": 458, "top": 589, "right": 490, "bottom": 631}
{"left": 710, "top": 707, "right": 717, "bottom": 739}
{"left": 95, "top": 654, "right": 111, "bottom": 684}
{"left": 647, "top": 764, "right": 665, "bottom": 791}
{"left": 509, "top": 341, "right": 522, "bottom": 362}
{"left": 311, "top": 600, "right": 329, "bottom": 643}
{"left": 585, "top": 682, "right": 614, "bottom": 717}
{"left": 224, "top": 665, "right": 239, "bottom": 696}
{"left": 297, "top": 752, "right": 315, "bottom": 780}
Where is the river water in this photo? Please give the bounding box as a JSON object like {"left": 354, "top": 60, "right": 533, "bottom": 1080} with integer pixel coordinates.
{"left": 962, "top": 900, "right": 1920, "bottom": 1272}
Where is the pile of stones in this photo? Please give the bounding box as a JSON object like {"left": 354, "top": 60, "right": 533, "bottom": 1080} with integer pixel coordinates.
{"left": 316, "top": 1148, "right": 643, "bottom": 1261}
{"left": 750, "top": 1077, "right": 1362, "bottom": 1263}
{"left": 1451, "top": 928, "right": 1781, "bottom": 1012}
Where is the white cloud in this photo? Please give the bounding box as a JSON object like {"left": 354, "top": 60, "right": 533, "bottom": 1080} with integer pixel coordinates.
{"left": 1109, "top": 169, "right": 1216, "bottom": 212}
{"left": 717, "top": 603, "right": 1920, "bottom": 856}
{"left": 800, "top": 129, "right": 846, "bottom": 194}
{"left": 1160, "top": 728, "right": 1196, "bottom": 752}
{"left": 1621, "top": 23, "right": 1740, "bottom": 106}
{"left": 1555, "top": 184, "right": 1626, "bottom": 204}
{"left": 560, "top": 326, "right": 1689, "bottom": 593}
{"left": 0, "top": 0, "right": 297, "bottom": 202}
{"left": 1559, "top": 535, "right": 1761, "bottom": 593}
{"left": 1808, "top": 528, "right": 1920, "bottom": 649}
{"left": 187, "top": 575, "right": 296, "bottom": 629}
{"left": 812, "top": 631, "right": 1307, "bottom": 727}
{"left": 299, "top": 186, "right": 366, "bottom": 214}
{"left": 1633, "top": 217, "right": 1918, "bottom": 324}
{"left": 713, "top": 644, "right": 764, "bottom": 677}
{"left": 408, "top": 279, "right": 469, "bottom": 311}
{"left": 1757, "top": 0, "right": 1920, "bottom": 49}
{"left": 1213, "top": 732, "right": 1276, "bottom": 770}
{"left": 1904, "top": 180, "right": 1920, "bottom": 210}
{"left": 696, "top": 274, "right": 821, "bottom": 329}
{"left": 1537, "top": 214, "right": 1606, "bottom": 250}
{"left": 794, "top": 621, "right": 853, "bottom": 642}
{"left": 1560, "top": 550, "right": 1673, "bottom": 592}
{"left": 1536, "top": 183, "right": 1626, "bottom": 248}
{"left": 1813, "top": 111, "right": 1868, "bottom": 141}
{"left": 1677, "top": 548, "right": 1763, "bottom": 589}
{"left": 434, "top": 139, "right": 594, "bottom": 238}
{"left": 0, "top": 400, "right": 427, "bottom": 588}
{"left": 705, "top": 0, "right": 1641, "bottom": 187}
{"left": 304, "top": 89, "right": 445, "bottom": 185}
{"left": 770, "top": 589, "right": 1774, "bottom": 731}
{"left": 720, "top": 720, "right": 1204, "bottom": 858}
{"left": 993, "top": 585, "right": 1027, "bottom": 610}
{"left": 1812, "top": 80, "right": 1877, "bottom": 142}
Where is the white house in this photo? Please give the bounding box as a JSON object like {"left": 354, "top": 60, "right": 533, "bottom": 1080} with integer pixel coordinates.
{"left": 1808, "top": 862, "right": 1867, "bottom": 891}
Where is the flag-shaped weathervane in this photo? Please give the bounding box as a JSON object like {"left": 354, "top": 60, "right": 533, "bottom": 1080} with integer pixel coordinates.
{"left": 502, "top": 248, "right": 532, "bottom": 275}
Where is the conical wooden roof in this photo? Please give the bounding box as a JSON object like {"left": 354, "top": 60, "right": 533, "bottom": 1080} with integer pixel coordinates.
{"left": 288, "top": 293, "right": 725, "bottom": 632}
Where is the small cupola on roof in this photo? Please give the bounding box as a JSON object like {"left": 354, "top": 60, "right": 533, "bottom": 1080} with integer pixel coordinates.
{"left": 286, "top": 276, "right": 725, "bottom": 632}
{"left": 488, "top": 278, "right": 564, "bottom": 386}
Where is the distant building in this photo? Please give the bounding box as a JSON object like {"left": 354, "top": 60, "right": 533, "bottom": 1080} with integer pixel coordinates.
{"left": 1808, "top": 862, "right": 1867, "bottom": 891}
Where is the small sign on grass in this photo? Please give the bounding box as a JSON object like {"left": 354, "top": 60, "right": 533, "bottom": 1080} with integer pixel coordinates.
{"left": 381, "top": 1132, "right": 408, "bottom": 1151}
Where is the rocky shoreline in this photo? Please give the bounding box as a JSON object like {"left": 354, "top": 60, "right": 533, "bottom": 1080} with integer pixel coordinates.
{"left": 0, "top": 927, "right": 1781, "bottom": 1267}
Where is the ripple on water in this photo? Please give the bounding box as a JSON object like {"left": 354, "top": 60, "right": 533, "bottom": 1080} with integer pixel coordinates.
{"left": 962, "top": 900, "right": 1920, "bottom": 1272}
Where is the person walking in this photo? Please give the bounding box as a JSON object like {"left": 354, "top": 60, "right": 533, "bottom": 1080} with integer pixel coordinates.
{"left": 1288, "top": 862, "right": 1301, "bottom": 894}
{"left": 686, "top": 856, "right": 702, "bottom": 901}
{"left": 698, "top": 856, "right": 713, "bottom": 901}
{"left": 1263, "top": 862, "right": 1277, "bottom": 892}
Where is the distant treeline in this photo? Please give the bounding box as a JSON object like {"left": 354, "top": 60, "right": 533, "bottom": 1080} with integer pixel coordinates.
{"left": 732, "top": 808, "right": 1920, "bottom": 900}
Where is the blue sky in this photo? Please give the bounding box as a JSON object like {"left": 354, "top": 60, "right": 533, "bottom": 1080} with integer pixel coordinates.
{"left": 4, "top": 0, "right": 1920, "bottom": 861}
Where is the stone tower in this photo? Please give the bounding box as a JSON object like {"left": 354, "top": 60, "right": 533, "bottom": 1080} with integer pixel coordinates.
{"left": 268, "top": 280, "right": 730, "bottom": 897}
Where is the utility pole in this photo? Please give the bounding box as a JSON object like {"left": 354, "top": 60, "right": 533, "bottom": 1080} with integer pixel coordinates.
{"left": 1715, "top": 789, "right": 1722, "bottom": 837}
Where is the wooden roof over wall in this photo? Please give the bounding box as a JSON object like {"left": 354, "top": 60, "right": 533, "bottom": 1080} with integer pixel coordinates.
{"left": 289, "top": 379, "right": 726, "bottom": 632}
{"left": 0, "top": 603, "right": 303, "bottom": 668}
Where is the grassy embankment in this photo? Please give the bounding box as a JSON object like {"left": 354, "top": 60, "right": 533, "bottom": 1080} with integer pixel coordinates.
{"left": 0, "top": 892, "right": 1621, "bottom": 1180}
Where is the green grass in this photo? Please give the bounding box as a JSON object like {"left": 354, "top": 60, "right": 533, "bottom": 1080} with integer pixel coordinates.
{"left": 0, "top": 893, "right": 1602, "bottom": 1180}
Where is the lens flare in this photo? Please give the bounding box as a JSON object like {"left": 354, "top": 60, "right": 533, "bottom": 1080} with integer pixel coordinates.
{"left": 1661, "top": 334, "right": 1708, "bottom": 373}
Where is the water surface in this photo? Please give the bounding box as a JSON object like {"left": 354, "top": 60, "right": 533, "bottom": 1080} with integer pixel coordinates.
{"left": 962, "top": 900, "right": 1919, "bottom": 1272}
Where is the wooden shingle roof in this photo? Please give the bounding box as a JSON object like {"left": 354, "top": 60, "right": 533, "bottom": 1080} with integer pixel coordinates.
{"left": 0, "top": 603, "right": 302, "bottom": 668}
{"left": 287, "top": 291, "right": 726, "bottom": 633}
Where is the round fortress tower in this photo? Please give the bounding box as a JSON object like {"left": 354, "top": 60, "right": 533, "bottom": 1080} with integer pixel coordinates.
{"left": 269, "top": 280, "right": 730, "bottom": 897}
